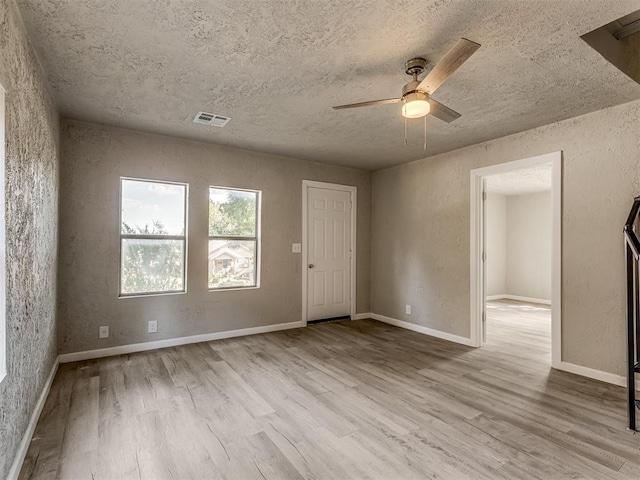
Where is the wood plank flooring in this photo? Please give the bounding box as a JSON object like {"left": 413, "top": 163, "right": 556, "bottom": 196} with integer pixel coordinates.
{"left": 19, "top": 300, "right": 640, "bottom": 479}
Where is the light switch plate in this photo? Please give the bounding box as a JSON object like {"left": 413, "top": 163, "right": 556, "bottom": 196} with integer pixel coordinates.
{"left": 99, "top": 325, "right": 109, "bottom": 339}
{"left": 292, "top": 243, "right": 301, "bottom": 253}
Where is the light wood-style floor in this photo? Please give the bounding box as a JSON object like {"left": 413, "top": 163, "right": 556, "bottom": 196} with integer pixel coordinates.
{"left": 20, "top": 301, "right": 640, "bottom": 479}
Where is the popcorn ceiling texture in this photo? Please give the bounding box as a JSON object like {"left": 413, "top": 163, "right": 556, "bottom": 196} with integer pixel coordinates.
{"left": 372, "top": 99, "right": 640, "bottom": 377}
{"left": 0, "top": 0, "right": 59, "bottom": 477}
{"left": 14, "top": 0, "right": 640, "bottom": 170}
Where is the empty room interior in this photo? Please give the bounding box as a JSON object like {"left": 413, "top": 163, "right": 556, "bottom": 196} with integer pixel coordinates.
{"left": 2, "top": 0, "right": 640, "bottom": 479}
{"left": 484, "top": 165, "right": 553, "bottom": 365}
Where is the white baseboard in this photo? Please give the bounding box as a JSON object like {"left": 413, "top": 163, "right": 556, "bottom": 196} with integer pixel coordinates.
{"left": 556, "top": 361, "right": 640, "bottom": 388}
{"left": 59, "top": 320, "right": 305, "bottom": 364}
{"left": 370, "top": 313, "right": 476, "bottom": 347}
{"left": 487, "top": 294, "right": 551, "bottom": 305}
{"left": 7, "top": 357, "right": 59, "bottom": 480}
{"left": 351, "top": 312, "right": 372, "bottom": 320}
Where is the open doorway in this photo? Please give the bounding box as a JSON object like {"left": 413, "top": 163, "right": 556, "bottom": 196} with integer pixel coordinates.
{"left": 470, "top": 152, "right": 562, "bottom": 367}
{"left": 485, "top": 166, "right": 552, "bottom": 363}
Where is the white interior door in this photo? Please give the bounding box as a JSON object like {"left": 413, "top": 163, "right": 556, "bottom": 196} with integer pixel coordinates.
{"left": 306, "top": 186, "right": 352, "bottom": 321}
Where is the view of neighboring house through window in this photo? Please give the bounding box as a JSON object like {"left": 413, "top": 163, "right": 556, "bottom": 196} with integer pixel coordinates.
{"left": 120, "top": 178, "right": 188, "bottom": 296}
{"left": 209, "top": 187, "right": 260, "bottom": 289}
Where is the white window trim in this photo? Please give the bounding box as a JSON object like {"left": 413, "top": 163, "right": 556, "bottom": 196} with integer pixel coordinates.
{"left": 118, "top": 177, "right": 189, "bottom": 298}
{"left": 208, "top": 186, "right": 261, "bottom": 291}
{"left": 0, "top": 83, "right": 6, "bottom": 385}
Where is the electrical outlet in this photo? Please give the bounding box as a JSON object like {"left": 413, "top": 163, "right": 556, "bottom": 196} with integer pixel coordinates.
{"left": 99, "top": 326, "right": 109, "bottom": 339}
{"left": 148, "top": 320, "right": 158, "bottom": 334}
{"left": 405, "top": 304, "right": 412, "bottom": 315}
{"left": 292, "top": 243, "right": 301, "bottom": 253}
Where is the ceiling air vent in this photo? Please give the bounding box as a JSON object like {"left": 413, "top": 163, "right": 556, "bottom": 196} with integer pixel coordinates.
{"left": 193, "top": 111, "right": 231, "bottom": 127}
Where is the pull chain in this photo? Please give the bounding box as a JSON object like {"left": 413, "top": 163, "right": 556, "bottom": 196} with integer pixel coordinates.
{"left": 423, "top": 115, "right": 427, "bottom": 151}
{"left": 404, "top": 115, "right": 408, "bottom": 146}
{"left": 404, "top": 115, "right": 428, "bottom": 149}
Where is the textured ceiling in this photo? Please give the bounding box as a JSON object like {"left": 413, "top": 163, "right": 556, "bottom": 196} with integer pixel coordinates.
{"left": 485, "top": 165, "right": 552, "bottom": 196}
{"left": 15, "top": 0, "right": 640, "bottom": 170}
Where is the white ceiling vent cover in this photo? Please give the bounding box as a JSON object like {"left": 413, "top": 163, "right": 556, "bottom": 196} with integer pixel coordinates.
{"left": 193, "top": 111, "right": 231, "bottom": 127}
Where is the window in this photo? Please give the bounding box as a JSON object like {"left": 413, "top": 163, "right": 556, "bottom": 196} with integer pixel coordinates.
{"left": 209, "top": 187, "right": 260, "bottom": 289}
{"left": 0, "top": 85, "right": 5, "bottom": 383}
{"left": 120, "top": 178, "right": 187, "bottom": 296}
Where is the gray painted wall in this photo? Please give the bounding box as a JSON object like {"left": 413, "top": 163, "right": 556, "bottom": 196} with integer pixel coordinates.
{"left": 372, "top": 99, "right": 640, "bottom": 377}
{"left": 485, "top": 193, "right": 506, "bottom": 297}
{"left": 58, "top": 120, "right": 371, "bottom": 354}
{"left": 485, "top": 191, "right": 552, "bottom": 301}
{"left": 0, "top": 0, "right": 59, "bottom": 477}
{"left": 506, "top": 192, "right": 551, "bottom": 301}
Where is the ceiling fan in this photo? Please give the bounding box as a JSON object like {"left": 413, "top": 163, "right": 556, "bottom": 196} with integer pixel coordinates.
{"left": 333, "top": 38, "right": 480, "bottom": 123}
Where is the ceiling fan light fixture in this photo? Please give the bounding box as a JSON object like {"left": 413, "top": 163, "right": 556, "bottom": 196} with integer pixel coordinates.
{"left": 402, "top": 92, "right": 430, "bottom": 118}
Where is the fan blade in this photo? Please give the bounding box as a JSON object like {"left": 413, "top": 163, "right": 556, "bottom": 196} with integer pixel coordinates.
{"left": 429, "top": 98, "right": 461, "bottom": 123}
{"left": 418, "top": 38, "right": 480, "bottom": 94}
{"left": 333, "top": 98, "right": 401, "bottom": 110}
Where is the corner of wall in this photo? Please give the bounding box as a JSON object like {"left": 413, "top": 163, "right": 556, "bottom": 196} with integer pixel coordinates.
{"left": 0, "top": 0, "right": 61, "bottom": 477}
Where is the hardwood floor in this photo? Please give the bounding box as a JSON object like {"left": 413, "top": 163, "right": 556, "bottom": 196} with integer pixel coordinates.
{"left": 19, "top": 301, "right": 640, "bottom": 479}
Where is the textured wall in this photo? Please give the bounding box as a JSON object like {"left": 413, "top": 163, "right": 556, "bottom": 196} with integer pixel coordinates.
{"left": 506, "top": 192, "right": 551, "bottom": 300}
{"left": 372, "top": 99, "right": 640, "bottom": 377}
{"left": 0, "top": 0, "right": 59, "bottom": 478}
{"left": 485, "top": 191, "right": 552, "bottom": 300}
{"left": 58, "top": 120, "right": 371, "bottom": 354}
{"left": 485, "top": 193, "right": 506, "bottom": 297}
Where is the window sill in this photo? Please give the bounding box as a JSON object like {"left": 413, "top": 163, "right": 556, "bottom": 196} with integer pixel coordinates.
{"left": 208, "top": 286, "right": 260, "bottom": 293}
{"left": 119, "top": 290, "right": 186, "bottom": 299}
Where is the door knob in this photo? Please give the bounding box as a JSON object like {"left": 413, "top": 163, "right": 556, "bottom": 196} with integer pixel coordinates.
{"left": 308, "top": 264, "right": 315, "bottom": 268}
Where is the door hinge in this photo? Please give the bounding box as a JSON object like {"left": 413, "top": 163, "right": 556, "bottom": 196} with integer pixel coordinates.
{"left": 482, "top": 251, "right": 486, "bottom": 262}
{"left": 482, "top": 191, "right": 487, "bottom": 201}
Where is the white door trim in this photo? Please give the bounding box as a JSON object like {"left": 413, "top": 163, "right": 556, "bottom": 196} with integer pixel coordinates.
{"left": 470, "top": 151, "right": 562, "bottom": 368}
{"left": 302, "top": 180, "right": 357, "bottom": 325}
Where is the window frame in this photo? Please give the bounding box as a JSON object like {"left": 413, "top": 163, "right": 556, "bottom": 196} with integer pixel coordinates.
{"left": 208, "top": 186, "right": 261, "bottom": 291}
{"left": 118, "top": 177, "right": 189, "bottom": 298}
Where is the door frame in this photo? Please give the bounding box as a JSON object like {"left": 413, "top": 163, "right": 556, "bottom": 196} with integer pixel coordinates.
{"left": 470, "top": 151, "right": 562, "bottom": 368}
{"left": 302, "top": 180, "right": 357, "bottom": 326}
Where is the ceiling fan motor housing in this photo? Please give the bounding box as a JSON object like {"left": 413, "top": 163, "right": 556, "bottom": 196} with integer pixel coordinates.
{"left": 402, "top": 80, "right": 423, "bottom": 97}
{"left": 402, "top": 80, "right": 430, "bottom": 108}
{"left": 401, "top": 79, "right": 431, "bottom": 118}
